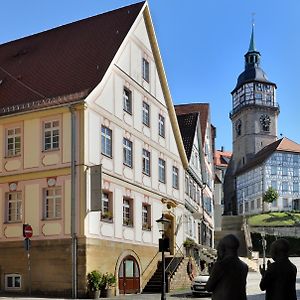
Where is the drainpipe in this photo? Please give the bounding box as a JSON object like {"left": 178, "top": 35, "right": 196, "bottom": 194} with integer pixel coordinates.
{"left": 70, "top": 106, "right": 77, "bottom": 299}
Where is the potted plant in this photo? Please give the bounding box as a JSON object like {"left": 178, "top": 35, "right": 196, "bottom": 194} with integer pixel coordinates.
{"left": 101, "top": 272, "right": 116, "bottom": 298}
{"left": 87, "top": 270, "right": 103, "bottom": 299}
{"left": 101, "top": 211, "right": 113, "bottom": 221}
{"left": 183, "top": 238, "right": 195, "bottom": 255}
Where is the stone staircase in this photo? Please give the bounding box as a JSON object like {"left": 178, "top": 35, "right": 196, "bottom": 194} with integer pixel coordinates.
{"left": 239, "top": 256, "right": 259, "bottom": 272}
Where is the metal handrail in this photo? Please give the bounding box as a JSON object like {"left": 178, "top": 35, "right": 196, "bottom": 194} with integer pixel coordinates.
{"left": 166, "top": 243, "right": 185, "bottom": 279}
{"left": 142, "top": 250, "right": 160, "bottom": 276}
{"left": 141, "top": 250, "right": 160, "bottom": 288}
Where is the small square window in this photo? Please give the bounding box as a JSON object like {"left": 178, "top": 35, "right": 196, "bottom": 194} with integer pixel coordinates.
{"left": 123, "top": 88, "right": 132, "bottom": 114}
{"left": 142, "top": 58, "right": 150, "bottom": 82}
{"left": 5, "top": 274, "right": 21, "bottom": 290}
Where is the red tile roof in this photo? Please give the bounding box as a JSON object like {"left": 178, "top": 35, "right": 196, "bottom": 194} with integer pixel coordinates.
{"left": 174, "top": 103, "right": 209, "bottom": 145}
{"left": 214, "top": 150, "right": 232, "bottom": 167}
{"left": 236, "top": 137, "right": 300, "bottom": 175}
{"left": 0, "top": 2, "right": 145, "bottom": 115}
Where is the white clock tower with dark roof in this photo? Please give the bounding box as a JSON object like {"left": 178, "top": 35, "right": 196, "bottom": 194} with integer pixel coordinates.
{"left": 224, "top": 25, "right": 280, "bottom": 214}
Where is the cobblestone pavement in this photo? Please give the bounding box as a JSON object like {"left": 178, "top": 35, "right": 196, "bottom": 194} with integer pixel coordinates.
{"left": 1, "top": 258, "right": 299, "bottom": 300}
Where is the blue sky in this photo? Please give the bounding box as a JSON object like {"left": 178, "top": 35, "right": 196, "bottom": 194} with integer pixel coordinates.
{"left": 1, "top": 1, "right": 300, "bottom": 151}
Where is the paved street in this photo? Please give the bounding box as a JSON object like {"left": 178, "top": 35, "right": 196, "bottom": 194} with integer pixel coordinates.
{"left": 0, "top": 258, "right": 299, "bottom": 300}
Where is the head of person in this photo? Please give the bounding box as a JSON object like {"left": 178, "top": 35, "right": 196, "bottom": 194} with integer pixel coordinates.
{"left": 217, "top": 234, "right": 240, "bottom": 260}
{"left": 270, "top": 238, "right": 290, "bottom": 261}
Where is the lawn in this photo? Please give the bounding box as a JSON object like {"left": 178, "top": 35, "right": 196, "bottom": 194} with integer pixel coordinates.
{"left": 248, "top": 212, "right": 300, "bottom": 227}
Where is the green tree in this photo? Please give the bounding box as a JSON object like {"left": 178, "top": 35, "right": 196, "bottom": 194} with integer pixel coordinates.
{"left": 263, "top": 187, "right": 279, "bottom": 203}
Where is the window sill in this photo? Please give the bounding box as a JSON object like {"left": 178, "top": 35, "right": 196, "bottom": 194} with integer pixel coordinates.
{"left": 101, "top": 218, "right": 113, "bottom": 223}
{"left": 101, "top": 153, "right": 112, "bottom": 159}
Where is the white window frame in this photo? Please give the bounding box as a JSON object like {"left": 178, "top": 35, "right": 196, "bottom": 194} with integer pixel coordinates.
{"left": 123, "top": 138, "right": 133, "bottom": 168}
{"left": 123, "top": 88, "right": 132, "bottom": 114}
{"left": 6, "top": 192, "right": 22, "bottom": 223}
{"left": 44, "top": 187, "right": 62, "bottom": 219}
{"left": 43, "top": 120, "right": 59, "bottom": 151}
{"left": 142, "top": 58, "right": 150, "bottom": 82}
{"left": 123, "top": 198, "right": 133, "bottom": 227}
{"left": 101, "top": 126, "right": 112, "bottom": 157}
{"left": 142, "top": 149, "right": 151, "bottom": 176}
{"left": 158, "top": 114, "right": 165, "bottom": 138}
{"left": 158, "top": 158, "right": 166, "bottom": 183}
{"left": 5, "top": 274, "right": 21, "bottom": 290}
{"left": 142, "top": 101, "right": 150, "bottom": 126}
{"left": 172, "top": 166, "right": 179, "bottom": 189}
{"left": 6, "top": 127, "right": 21, "bottom": 157}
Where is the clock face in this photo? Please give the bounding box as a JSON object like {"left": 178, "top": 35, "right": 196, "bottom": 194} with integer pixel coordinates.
{"left": 260, "top": 114, "right": 271, "bottom": 125}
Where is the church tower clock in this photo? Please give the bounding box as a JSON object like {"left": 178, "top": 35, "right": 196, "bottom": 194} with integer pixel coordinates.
{"left": 230, "top": 25, "right": 279, "bottom": 172}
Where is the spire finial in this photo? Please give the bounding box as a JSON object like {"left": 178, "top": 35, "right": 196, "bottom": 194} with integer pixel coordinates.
{"left": 248, "top": 13, "right": 256, "bottom": 52}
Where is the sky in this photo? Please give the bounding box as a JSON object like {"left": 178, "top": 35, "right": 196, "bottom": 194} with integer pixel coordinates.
{"left": 1, "top": 1, "right": 300, "bottom": 151}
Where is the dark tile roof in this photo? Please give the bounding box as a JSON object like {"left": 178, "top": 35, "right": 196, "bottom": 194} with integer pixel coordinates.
{"left": 236, "top": 137, "right": 300, "bottom": 175}
{"left": 0, "top": 2, "right": 145, "bottom": 115}
{"left": 176, "top": 112, "right": 199, "bottom": 161}
{"left": 174, "top": 103, "right": 209, "bottom": 145}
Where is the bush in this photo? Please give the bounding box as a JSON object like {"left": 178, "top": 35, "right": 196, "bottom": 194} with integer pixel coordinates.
{"left": 87, "top": 270, "right": 103, "bottom": 291}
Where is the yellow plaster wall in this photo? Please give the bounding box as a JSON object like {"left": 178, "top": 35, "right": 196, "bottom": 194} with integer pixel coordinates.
{"left": 25, "top": 184, "right": 40, "bottom": 236}
{"left": 63, "top": 112, "right": 71, "bottom": 163}
{"left": 64, "top": 179, "right": 71, "bottom": 234}
{"left": 24, "top": 119, "right": 40, "bottom": 169}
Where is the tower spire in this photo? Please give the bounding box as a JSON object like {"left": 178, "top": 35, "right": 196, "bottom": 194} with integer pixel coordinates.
{"left": 248, "top": 15, "right": 256, "bottom": 52}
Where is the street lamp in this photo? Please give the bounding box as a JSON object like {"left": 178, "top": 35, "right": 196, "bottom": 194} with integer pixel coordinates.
{"left": 156, "top": 214, "right": 170, "bottom": 300}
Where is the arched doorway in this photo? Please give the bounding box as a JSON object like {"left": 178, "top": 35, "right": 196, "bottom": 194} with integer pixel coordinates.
{"left": 118, "top": 255, "right": 140, "bottom": 294}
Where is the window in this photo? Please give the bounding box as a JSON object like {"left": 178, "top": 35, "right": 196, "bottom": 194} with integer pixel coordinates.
{"left": 272, "top": 199, "right": 277, "bottom": 207}
{"left": 142, "top": 102, "right": 150, "bottom": 126}
{"left": 293, "top": 182, "right": 299, "bottom": 193}
{"left": 6, "top": 127, "right": 21, "bottom": 157}
{"left": 44, "top": 120, "right": 59, "bottom": 151}
{"left": 101, "top": 192, "right": 113, "bottom": 221}
{"left": 271, "top": 165, "right": 277, "bottom": 175}
{"left": 158, "top": 114, "right": 165, "bottom": 138}
{"left": 123, "top": 88, "right": 132, "bottom": 114}
{"left": 271, "top": 181, "right": 277, "bottom": 189}
{"left": 283, "top": 198, "right": 289, "bottom": 208}
{"left": 250, "top": 200, "right": 255, "bottom": 210}
{"left": 185, "top": 176, "right": 189, "bottom": 195}
{"left": 282, "top": 167, "right": 288, "bottom": 176}
{"left": 142, "top": 204, "right": 151, "bottom": 230}
{"left": 142, "top": 149, "right": 151, "bottom": 176}
{"left": 123, "top": 198, "right": 133, "bottom": 227}
{"left": 256, "top": 198, "right": 261, "bottom": 209}
{"left": 245, "top": 202, "right": 249, "bottom": 212}
{"left": 5, "top": 274, "right": 21, "bottom": 290}
{"left": 293, "top": 168, "right": 299, "bottom": 178}
{"left": 158, "top": 158, "right": 166, "bottom": 183}
{"left": 101, "top": 126, "right": 112, "bottom": 157}
{"left": 44, "top": 187, "right": 62, "bottom": 219}
{"left": 6, "top": 192, "right": 22, "bottom": 223}
{"left": 172, "top": 166, "right": 179, "bottom": 189}
{"left": 123, "top": 138, "right": 133, "bottom": 167}
{"left": 282, "top": 182, "right": 288, "bottom": 193}
{"left": 142, "top": 58, "right": 149, "bottom": 82}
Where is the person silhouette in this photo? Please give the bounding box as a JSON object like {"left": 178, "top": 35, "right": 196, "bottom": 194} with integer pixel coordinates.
{"left": 206, "top": 234, "right": 248, "bottom": 300}
{"left": 260, "top": 238, "right": 297, "bottom": 300}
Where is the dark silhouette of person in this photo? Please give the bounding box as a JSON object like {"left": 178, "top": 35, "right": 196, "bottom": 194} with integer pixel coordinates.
{"left": 260, "top": 238, "right": 297, "bottom": 300}
{"left": 206, "top": 234, "right": 248, "bottom": 300}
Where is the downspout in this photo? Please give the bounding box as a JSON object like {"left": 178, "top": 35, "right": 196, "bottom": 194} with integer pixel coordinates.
{"left": 70, "top": 105, "right": 77, "bottom": 299}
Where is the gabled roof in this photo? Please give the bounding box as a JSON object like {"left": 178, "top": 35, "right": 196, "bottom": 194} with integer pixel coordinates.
{"left": 174, "top": 103, "right": 209, "bottom": 145}
{"left": 236, "top": 137, "right": 300, "bottom": 175}
{"left": 214, "top": 150, "right": 232, "bottom": 167}
{"left": 0, "top": 2, "right": 145, "bottom": 115}
{"left": 176, "top": 112, "right": 199, "bottom": 161}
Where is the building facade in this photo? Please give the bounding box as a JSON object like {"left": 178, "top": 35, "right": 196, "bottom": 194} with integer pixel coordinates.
{"left": 0, "top": 3, "right": 189, "bottom": 296}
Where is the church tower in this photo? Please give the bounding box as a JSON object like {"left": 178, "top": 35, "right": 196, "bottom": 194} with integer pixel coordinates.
{"left": 230, "top": 24, "right": 279, "bottom": 172}
{"left": 224, "top": 25, "right": 280, "bottom": 214}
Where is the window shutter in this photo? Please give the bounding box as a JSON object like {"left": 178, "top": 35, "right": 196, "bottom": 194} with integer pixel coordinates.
{"left": 90, "top": 165, "right": 102, "bottom": 211}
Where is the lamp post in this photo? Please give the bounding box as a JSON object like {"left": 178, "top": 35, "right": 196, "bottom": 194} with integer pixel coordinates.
{"left": 261, "top": 230, "right": 267, "bottom": 270}
{"left": 156, "top": 214, "right": 170, "bottom": 300}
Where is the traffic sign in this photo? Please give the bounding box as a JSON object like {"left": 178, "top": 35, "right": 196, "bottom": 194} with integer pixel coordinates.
{"left": 23, "top": 224, "right": 33, "bottom": 238}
